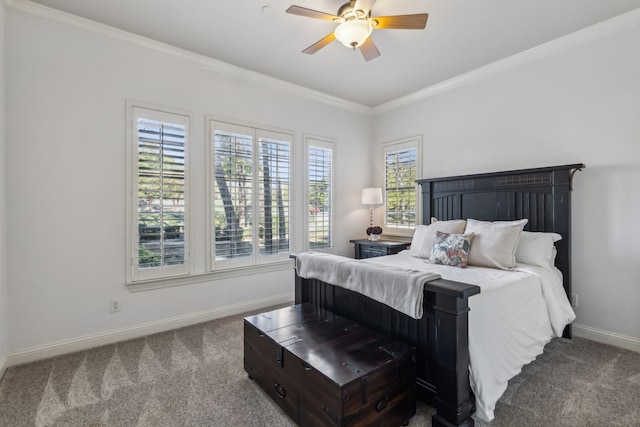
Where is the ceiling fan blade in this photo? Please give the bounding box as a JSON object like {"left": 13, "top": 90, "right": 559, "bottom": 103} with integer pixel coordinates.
{"left": 286, "top": 5, "right": 339, "bottom": 21}
{"left": 359, "top": 37, "right": 381, "bottom": 61}
{"left": 372, "top": 13, "right": 428, "bottom": 29}
{"left": 302, "top": 33, "right": 336, "bottom": 55}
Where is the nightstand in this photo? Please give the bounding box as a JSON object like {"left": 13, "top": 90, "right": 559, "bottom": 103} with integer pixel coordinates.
{"left": 349, "top": 239, "right": 411, "bottom": 259}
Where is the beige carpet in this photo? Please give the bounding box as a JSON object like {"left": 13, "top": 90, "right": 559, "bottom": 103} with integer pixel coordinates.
{"left": 1, "top": 306, "right": 639, "bottom": 426}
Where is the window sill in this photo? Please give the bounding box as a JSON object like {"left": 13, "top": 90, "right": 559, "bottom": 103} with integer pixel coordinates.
{"left": 126, "top": 259, "right": 294, "bottom": 292}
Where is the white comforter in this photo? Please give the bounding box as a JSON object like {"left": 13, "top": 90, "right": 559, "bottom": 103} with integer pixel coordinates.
{"left": 363, "top": 250, "right": 576, "bottom": 422}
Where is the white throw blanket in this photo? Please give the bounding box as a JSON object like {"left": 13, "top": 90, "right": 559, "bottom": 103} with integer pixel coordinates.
{"left": 295, "top": 252, "right": 441, "bottom": 319}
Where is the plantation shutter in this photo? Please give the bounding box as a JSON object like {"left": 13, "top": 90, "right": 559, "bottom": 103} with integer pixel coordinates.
{"left": 132, "top": 107, "right": 189, "bottom": 281}
{"left": 210, "top": 122, "right": 293, "bottom": 269}
{"left": 384, "top": 145, "right": 417, "bottom": 229}
{"left": 257, "top": 130, "right": 291, "bottom": 261}
{"left": 212, "top": 123, "right": 255, "bottom": 268}
{"left": 307, "top": 139, "right": 334, "bottom": 251}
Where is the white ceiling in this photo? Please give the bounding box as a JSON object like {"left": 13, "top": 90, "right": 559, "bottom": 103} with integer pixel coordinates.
{"left": 24, "top": 0, "right": 640, "bottom": 107}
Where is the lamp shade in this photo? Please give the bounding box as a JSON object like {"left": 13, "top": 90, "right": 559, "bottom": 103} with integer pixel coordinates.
{"left": 334, "top": 19, "right": 373, "bottom": 48}
{"left": 362, "top": 187, "right": 383, "bottom": 205}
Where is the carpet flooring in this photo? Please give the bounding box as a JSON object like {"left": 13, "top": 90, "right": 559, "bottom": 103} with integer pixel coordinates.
{"left": 1, "top": 306, "right": 639, "bottom": 426}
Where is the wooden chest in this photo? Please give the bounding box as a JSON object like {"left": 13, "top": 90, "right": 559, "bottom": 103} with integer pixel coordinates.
{"left": 244, "top": 304, "right": 416, "bottom": 427}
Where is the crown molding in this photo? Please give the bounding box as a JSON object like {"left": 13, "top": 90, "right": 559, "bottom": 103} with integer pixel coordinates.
{"left": 374, "top": 7, "right": 640, "bottom": 114}
{"left": 8, "top": 0, "right": 374, "bottom": 115}
{"left": 8, "top": 1, "right": 640, "bottom": 114}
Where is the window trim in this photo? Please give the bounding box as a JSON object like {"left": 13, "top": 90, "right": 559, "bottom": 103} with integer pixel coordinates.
{"left": 206, "top": 116, "right": 294, "bottom": 272}
{"left": 126, "top": 101, "right": 193, "bottom": 282}
{"left": 127, "top": 261, "right": 293, "bottom": 292}
{"left": 304, "top": 134, "right": 336, "bottom": 253}
{"left": 381, "top": 135, "right": 422, "bottom": 237}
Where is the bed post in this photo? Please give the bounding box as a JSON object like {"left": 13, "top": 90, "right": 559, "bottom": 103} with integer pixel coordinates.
{"left": 294, "top": 258, "right": 304, "bottom": 304}
{"left": 425, "top": 280, "right": 479, "bottom": 427}
{"left": 550, "top": 165, "right": 583, "bottom": 338}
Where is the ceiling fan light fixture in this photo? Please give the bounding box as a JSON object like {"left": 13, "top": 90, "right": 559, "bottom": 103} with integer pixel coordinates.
{"left": 334, "top": 19, "right": 372, "bottom": 49}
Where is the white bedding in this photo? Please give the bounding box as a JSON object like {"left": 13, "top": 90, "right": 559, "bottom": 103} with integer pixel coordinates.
{"left": 363, "top": 250, "right": 576, "bottom": 422}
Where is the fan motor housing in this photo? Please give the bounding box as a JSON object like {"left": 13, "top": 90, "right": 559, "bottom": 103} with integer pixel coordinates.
{"left": 337, "top": 1, "right": 368, "bottom": 20}
{"left": 337, "top": 2, "right": 355, "bottom": 18}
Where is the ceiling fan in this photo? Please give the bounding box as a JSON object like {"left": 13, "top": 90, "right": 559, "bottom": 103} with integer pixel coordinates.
{"left": 286, "top": 0, "right": 428, "bottom": 61}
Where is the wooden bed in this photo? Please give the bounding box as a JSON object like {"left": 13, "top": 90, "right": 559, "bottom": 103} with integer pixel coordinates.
{"left": 294, "top": 164, "right": 584, "bottom": 427}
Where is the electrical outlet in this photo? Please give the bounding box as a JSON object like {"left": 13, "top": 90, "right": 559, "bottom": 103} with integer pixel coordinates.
{"left": 571, "top": 293, "right": 578, "bottom": 308}
{"left": 110, "top": 299, "right": 121, "bottom": 313}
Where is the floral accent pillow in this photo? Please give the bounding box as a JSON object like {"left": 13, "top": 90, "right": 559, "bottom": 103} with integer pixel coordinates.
{"left": 430, "top": 231, "right": 475, "bottom": 268}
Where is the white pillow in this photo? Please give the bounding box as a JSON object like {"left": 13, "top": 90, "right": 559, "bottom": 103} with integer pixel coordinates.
{"left": 410, "top": 219, "right": 467, "bottom": 259}
{"left": 515, "top": 231, "right": 562, "bottom": 269}
{"left": 465, "top": 218, "right": 528, "bottom": 270}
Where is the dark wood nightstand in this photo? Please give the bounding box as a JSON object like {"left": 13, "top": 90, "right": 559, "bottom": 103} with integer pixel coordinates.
{"left": 349, "top": 239, "right": 411, "bottom": 259}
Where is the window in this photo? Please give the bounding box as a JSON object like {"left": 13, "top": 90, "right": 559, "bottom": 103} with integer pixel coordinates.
{"left": 305, "top": 136, "right": 335, "bottom": 252}
{"left": 209, "top": 120, "right": 292, "bottom": 270}
{"left": 128, "top": 104, "right": 191, "bottom": 281}
{"left": 382, "top": 136, "right": 421, "bottom": 234}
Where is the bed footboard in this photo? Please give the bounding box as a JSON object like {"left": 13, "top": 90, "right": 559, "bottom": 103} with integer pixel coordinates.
{"left": 293, "top": 265, "right": 480, "bottom": 427}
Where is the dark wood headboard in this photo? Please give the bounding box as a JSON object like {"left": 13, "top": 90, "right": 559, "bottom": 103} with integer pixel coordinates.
{"left": 417, "top": 163, "right": 584, "bottom": 338}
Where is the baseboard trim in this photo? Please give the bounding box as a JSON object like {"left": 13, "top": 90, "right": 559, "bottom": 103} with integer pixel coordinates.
{"left": 5, "top": 293, "right": 293, "bottom": 368}
{"left": 573, "top": 323, "right": 640, "bottom": 353}
{"left": 10, "top": 303, "right": 637, "bottom": 369}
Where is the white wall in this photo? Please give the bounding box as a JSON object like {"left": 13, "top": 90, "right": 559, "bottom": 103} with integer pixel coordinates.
{"left": 373, "top": 24, "right": 640, "bottom": 343}
{"left": 5, "top": 10, "right": 372, "bottom": 355}
{"left": 0, "top": 1, "right": 9, "bottom": 373}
